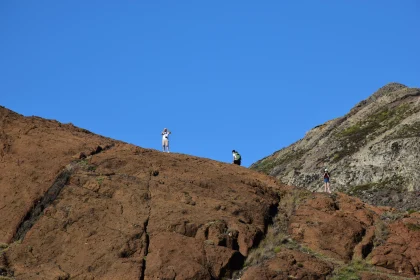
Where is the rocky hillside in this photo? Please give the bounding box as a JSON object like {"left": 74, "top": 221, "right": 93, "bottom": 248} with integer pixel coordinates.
{"left": 1, "top": 105, "right": 419, "bottom": 279}
{"left": 251, "top": 83, "right": 420, "bottom": 211}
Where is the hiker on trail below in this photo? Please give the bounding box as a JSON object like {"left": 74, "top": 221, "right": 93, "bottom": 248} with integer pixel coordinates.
{"left": 323, "top": 168, "right": 331, "bottom": 193}
{"left": 232, "top": 150, "right": 241, "bottom": 166}
{"left": 162, "top": 128, "right": 171, "bottom": 153}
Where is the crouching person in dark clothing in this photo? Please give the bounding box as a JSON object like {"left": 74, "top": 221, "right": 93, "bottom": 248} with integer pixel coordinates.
{"left": 232, "top": 150, "right": 241, "bottom": 166}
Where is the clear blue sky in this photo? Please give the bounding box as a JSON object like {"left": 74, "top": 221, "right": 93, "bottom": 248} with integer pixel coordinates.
{"left": 1, "top": 1, "right": 419, "bottom": 167}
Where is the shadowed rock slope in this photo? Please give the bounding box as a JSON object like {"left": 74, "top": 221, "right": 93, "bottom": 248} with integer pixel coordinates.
{"left": 251, "top": 83, "right": 420, "bottom": 211}
{"left": 1, "top": 106, "right": 419, "bottom": 280}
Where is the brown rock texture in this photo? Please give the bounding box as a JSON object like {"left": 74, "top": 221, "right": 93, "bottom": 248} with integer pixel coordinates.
{"left": 290, "top": 192, "right": 420, "bottom": 278}
{"left": 0, "top": 107, "right": 115, "bottom": 244}
{"left": 289, "top": 193, "right": 381, "bottom": 261}
{"left": 370, "top": 213, "right": 420, "bottom": 276}
{"left": 239, "top": 189, "right": 420, "bottom": 279}
{"left": 0, "top": 106, "right": 280, "bottom": 279}
{"left": 1, "top": 106, "right": 419, "bottom": 280}
{"left": 241, "top": 248, "right": 333, "bottom": 280}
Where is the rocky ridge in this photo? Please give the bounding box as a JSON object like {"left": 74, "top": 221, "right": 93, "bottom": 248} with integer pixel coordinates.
{"left": 251, "top": 83, "right": 420, "bottom": 211}
{"left": 1, "top": 105, "right": 419, "bottom": 279}
{"left": 0, "top": 106, "right": 278, "bottom": 279}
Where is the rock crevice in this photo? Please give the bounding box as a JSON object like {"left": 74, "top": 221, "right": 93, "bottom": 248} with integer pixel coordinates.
{"left": 12, "top": 143, "right": 116, "bottom": 243}
{"left": 12, "top": 164, "right": 75, "bottom": 242}
{"left": 140, "top": 172, "right": 153, "bottom": 280}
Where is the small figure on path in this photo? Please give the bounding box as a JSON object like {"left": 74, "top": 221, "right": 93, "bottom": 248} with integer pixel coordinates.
{"left": 232, "top": 150, "right": 241, "bottom": 166}
{"left": 161, "top": 128, "right": 171, "bottom": 153}
{"left": 323, "top": 168, "right": 331, "bottom": 193}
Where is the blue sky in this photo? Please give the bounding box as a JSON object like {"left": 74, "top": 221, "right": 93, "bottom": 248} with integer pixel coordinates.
{"left": 1, "top": 1, "right": 419, "bottom": 167}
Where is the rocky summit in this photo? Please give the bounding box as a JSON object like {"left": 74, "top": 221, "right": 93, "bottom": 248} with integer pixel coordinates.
{"left": 1, "top": 105, "right": 419, "bottom": 280}
{"left": 251, "top": 83, "right": 420, "bottom": 211}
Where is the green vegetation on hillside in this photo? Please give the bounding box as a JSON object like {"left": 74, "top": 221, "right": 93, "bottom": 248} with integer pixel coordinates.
{"left": 251, "top": 157, "right": 278, "bottom": 174}
{"left": 406, "top": 223, "right": 420, "bottom": 231}
{"left": 245, "top": 189, "right": 312, "bottom": 266}
{"left": 346, "top": 175, "right": 406, "bottom": 196}
{"left": 252, "top": 149, "right": 307, "bottom": 174}
{"left": 330, "top": 260, "right": 369, "bottom": 280}
{"left": 333, "top": 104, "right": 412, "bottom": 162}
{"left": 387, "top": 121, "right": 420, "bottom": 140}
{"left": 0, "top": 243, "right": 12, "bottom": 280}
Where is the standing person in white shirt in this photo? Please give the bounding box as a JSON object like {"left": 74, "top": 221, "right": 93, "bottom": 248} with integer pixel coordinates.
{"left": 161, "top": 128, "right": 171, "bottom": 153}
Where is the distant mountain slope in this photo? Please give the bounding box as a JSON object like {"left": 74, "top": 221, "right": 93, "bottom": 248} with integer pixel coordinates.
{"left": 251, "top": 83, "right": 420, "bottom": 210}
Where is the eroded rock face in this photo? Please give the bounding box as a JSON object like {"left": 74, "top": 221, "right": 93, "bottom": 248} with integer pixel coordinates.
{"left": 370, "top": 214, "right": 420, "bottom": 276}
{"left": 0, "top": 106, "right": 280, "bottom": 279}
{"left": 289, "top": 193, "right": 380, "bottom": 261}
{"left": 288, "top": 193, "right": 420, "bottom": 278}
{"left": 251, "top": 83, "right": 420, "bottom": 211}
{"left": 238, "top": 189, "right": 420, "bottom": 279}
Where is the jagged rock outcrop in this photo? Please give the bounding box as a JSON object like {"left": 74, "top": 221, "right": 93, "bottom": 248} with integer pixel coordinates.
{"left": 239, "top": 188, "right": 420, "bottom": 279}
{"left": 251, "top": 83, "right": 420, "bottom": 210}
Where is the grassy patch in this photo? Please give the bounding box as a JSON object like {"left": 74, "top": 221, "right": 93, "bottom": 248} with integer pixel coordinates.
{"left": 77, "top": 158, "right": 97, "bottom": 172}
{"left": 78, "top": 159, "right": 89, "bottom": 167}
{"left": 245, "top": 230, "right": 326, "bottom": 268}
{"left": 333, "top": 104, "right": 412, "bottom": 162}
{"left": 252, "top": 158, "right": 278, "bottom": 174}
{"left": 0, "top": 243, "right": 8, "bottom": 258}
{"left": 251, "top": 149, "right": 307, "bottom": 174}
{"left": 380, "top": 210, "right": 406, "bottom": 222}
{"left": 387, "top": 121, "right": 420, "bottom": 140}
{"left": 277, "top": 188, "right": 312, "bottom": 219}
{"left": 371, "top": 209, "right": 412, "bottom": 246}
{"left": 347, "top": 175, "right": 405, "bottom": 196}
{"left": 96, "top": 176, "right": 105, "bottom": 186}
{"left": 373, "top": 220, "right": 389, "bottom": 247}
{"left": 331, "top": 259, "right": 417, "bottom": 280}
{"left": 372, "top": 208, "right": 414, "bottom": 246}
{"left": 86, "top": 165, "right": 96, "bottom": 172}
{"left": 405, "top": 223, "right": 420, "bottom": 231}
{"left": 245, "top": 189, "right": 314, "bottom": 267}
{"left": 347, "top": 182, "right": 377, "bottom": 195}
{"left": 245, "top": 227, "right": 288, "bottom": 266}
{"left": 330, "top": 260, "right": 369, "bottom": 280}
{"left": 407, "top": 209, "right": 417, "bottom": 215}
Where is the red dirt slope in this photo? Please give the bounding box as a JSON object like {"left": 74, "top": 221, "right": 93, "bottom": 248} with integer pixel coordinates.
{"left": 0, "top": 107, "right": 115, "bottom": 244}
{"left": 0, "top": 106, "right": 280, "bottom": 279}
